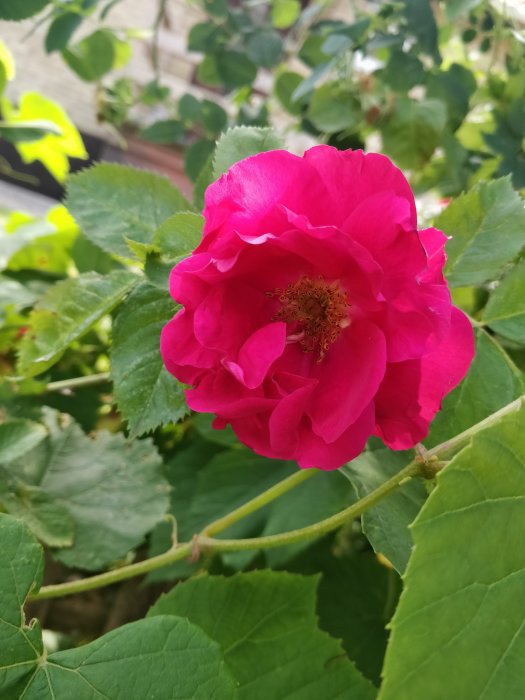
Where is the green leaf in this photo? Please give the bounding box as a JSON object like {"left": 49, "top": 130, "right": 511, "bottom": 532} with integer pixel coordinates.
{"left": 4, "top": 92, "right": 87, "bottom": 182}
{"left": 185, "top": 138, "right": 216, "bottom": 182}
{"left": 193, "top": 157, "right": 215, "bottom": 210}
{"left": 18, "top": 270, "right": 137, "bottom": 378}
{"left": 62, "top": 29, "right": 115, "bottom": 82}
{"left": 111, "top": 282, "right": 189, "bottom": 436}
{"left": 0, "top": 420, "right": 46, "bottom": 464}
{"left": 274, "top": 71, "right": 304, "bottom": 115}
{"left": 0, "top": 275, "right": 38, "bottom": 320}
{"left": 178, "top": 92, "right": 202, "bottom": 121}
{"left": 288, "top": 543, "right": 401, "bottom": 685}
{"left": 213, "top": 126, "right": 284, "bottom": 177}
{"left": 66, "top": 163, "right": 192, "bottom": 258}
{"left": 0, "top": 0, "right": 49, "bottom": 20}
{"left": 0, "top": 482, "right": 74, "bottom": 547}
{"left": 215, "top": 49, "right": 257, "bottom": 89}
{"left": 153, "top": 212, "right": 203, "bottom": 257}
{"left": 152, "top": 445, "right": 355, "bottom": 577}
{"left": 1, "top": 205, "right": 78, "bottom": 275}
{"left": 262, "top": 469, "right": 356, "bottom": 568}
{"left": 246, "top": 30, "right": 283, "bottom": 68}
{"left": 379, "top": 403, "right": 525, "bottom": 700}
{"left": 0, "top": 39, "right": 15, "bottom": 94}
{"left": 426, "top": 63, "right": 476, "bottom": 131}
{"left": 149, "top": 571, "right": 376, "bottom": 700}
{"left": 201, "top": 100, "right": 228, "bottom": 136}
{"left": 427, "top": 329, "right": 524, "bottom": 446}
{"left": 45, "top": 12, "right": 82, "bottom": 53}
{"left": 341, "top": 450, "right": 427, "bottom": 573}
{"left": 146, "top": 438, "right": 224, "bottom": 582}
{"left": 0, "top": 119, "right": 62, "bottom": 142}
{"left": 381, "top": 97, "right": 446, "bottom": 169}
{"left": 381, "top": 51, "right": 425, "bottom": 92}
{"left": 402, "top": 0, "right": 440, "bottom": 61}
{"left": 436, "top": 177, "right": 525, "bottom": 287}
{"left": 271, "top": 0, "right": 300, "bottom": 28}
{"left": 175, "top": 449, "right": 294, "bottom": 543}
{"left": 188, "top": 21, "right": 227, "bottom": 52}
{"left": 0, "top": 514, "right": 236, "bottom": 699}
{"left": 308, "top": 83, "right": 361, "bottom": 133}
{"left": 4, "top": 409, "right": 170, "bottom": 570}
{"left": 445, "top": 0, "right": 483, "bottom": 21}
{"left": 483, "top": 259, "right": 525, "bottom": 343}
{"left": 140, "top": 119, "right": 184, "bottom": 144}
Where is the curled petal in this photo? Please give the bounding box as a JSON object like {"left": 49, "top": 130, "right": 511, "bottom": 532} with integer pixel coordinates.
{"left": 375, "top": 307, "right": 475, "bottom": 448}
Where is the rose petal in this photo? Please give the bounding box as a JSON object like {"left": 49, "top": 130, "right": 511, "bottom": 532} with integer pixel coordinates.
{"left": 224, "top": 322, "right": 287, "bottom": 389}
{"left": 269, "top": 380, "right": 318, "bottom": 454}
{"left": 296, "top": 402, "right": 376, "bottom": 470}
{"left": 187, "top": 369, "right": 276, "bottom": 418}
{"left": 375, "top": 307, "right": 475, "bottom": 448}
{"left": 304, "top": 146, "right": 417, "bottom": 226}
{"left": 309, "top": 320, "right": 387, "bottom": 443}
{"left": 200, "top": 150, "right": 332, "bottom": 248}
{"left": 160, "top": 310, "right": 217, "bottom": 385}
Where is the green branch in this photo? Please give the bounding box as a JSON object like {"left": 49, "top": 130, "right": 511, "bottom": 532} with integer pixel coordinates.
{"left": 31, "top": 394, "right": 524, "bottom": 601}
{"left": 46, "top": 373, "right": 111, "bottom": 393}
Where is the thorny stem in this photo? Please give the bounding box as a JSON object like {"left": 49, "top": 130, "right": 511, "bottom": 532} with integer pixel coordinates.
{"left": 30, "top": 394, "right": 524, "bottom": 601}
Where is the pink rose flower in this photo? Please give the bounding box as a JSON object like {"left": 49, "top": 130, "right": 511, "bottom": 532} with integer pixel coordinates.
{"left": 161, "top": 146, "right": 474, "bottom": 470}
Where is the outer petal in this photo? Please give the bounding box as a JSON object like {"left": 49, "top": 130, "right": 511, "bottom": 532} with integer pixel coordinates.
{"left": 200, "top": 150, "right": 332, "bottom": 248}
{"left": 187, "top": 369, "right": 276, "bottom": 417}
{"left": 160, "top": 310, "right": 217, "bottom": 385}
{"left": 418, "top": 227, "right": 448, "bottom": 284}
{"left": 303, "top": 146, "right": 417, "bottom": 227}
{"left": 375, "top": 307, "right": 475, "bottom": 449}
{"left": 296, "top": 402, "right": 376, "bottom": 470}
{"left": 308, "top": 320, "right": 386, "bottom": 443}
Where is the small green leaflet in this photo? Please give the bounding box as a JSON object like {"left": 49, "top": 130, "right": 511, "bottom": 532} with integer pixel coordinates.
{"left": 436, "top": 176, "right": 525, "bottom": 287}
{"left": 341, "top": 449, "right": 427, "bottom": 574}
{"left": 0, "top": 420, "right": 47, "bottom": 464}
{"left": 17, "top": 270, "right": 137, "bottom": 377}
{"left": 483, "top": 258, "right": 525, "bottom": 344}
{"left": 111, "top": 282, "right": 189, "bottom": 436}
{"left": 213, "top": 126, "right": 284, "bottom": 178}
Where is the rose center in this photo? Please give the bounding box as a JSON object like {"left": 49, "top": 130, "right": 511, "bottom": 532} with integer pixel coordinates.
{"left": 270, "top": 276, "right": 350, "bottom": 361}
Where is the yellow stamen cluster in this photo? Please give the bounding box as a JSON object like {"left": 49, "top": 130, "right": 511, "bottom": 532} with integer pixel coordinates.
{"left": 270, "top": 276, "right": 350, "bottom": 361}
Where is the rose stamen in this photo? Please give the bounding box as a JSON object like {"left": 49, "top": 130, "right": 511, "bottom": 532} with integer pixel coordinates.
{"left": 270, "top": 276, "right": 350, "bottom": 361}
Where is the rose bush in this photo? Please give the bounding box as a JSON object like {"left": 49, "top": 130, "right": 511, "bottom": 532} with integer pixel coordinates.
{"left": 161, "top": 146, "right": 474, "bottom": 469}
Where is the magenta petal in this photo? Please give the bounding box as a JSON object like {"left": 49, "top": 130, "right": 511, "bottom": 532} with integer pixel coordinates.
{"left": 296, "top": 402, "right": 376, "bottom": 470}
{"left": 224, "top": 322, "right": 287, "bottom": 389}
{"left": 375, "top": 307, "right": 475, "bottom": 448}
{"left": 309, "top": 320, "right": 386, "bottom": 443}
{"left": 201, "top": 149, "right": 332, "bottom": 246}
{"left": 187, "top": 369, "right": 276, "bottom": 418}
{"left": 160, "top": 310, "right": 217, "bottom": 384}
{"left": 418, "top": 227, "right": 448, "bottom": 284}
{"left": 193, "top": 282, "right": 266, "bottom": 354}
{"left": 303, "top": 146, "right": 417, "bottom": 226}
{"left": 269, "top": 380, "right": 317, "bottom": 454}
